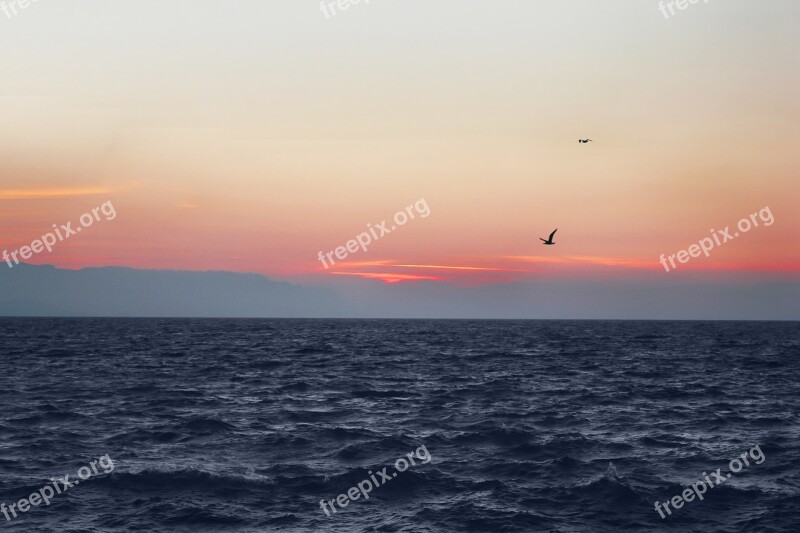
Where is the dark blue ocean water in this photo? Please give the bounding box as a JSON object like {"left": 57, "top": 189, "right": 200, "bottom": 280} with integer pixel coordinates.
{"left": 0, "top": 319, "right": 798, "bottom": 532}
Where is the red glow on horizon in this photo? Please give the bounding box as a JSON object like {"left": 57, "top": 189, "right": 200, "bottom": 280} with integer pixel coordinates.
{"left": 330, "top": 272, "right": 442, "bottom": 284}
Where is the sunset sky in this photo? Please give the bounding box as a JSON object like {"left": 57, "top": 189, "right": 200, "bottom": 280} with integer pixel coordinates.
{"left": 1, "top": 0, "right": 798, "bottom": 290}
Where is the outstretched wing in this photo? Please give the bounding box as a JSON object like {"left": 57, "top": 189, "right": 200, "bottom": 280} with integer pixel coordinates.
{"left": 539, "top": 238, "right": 548, "bottom": 243}
{"left": 548, "top": 228, "right": 558, "bottom": 241}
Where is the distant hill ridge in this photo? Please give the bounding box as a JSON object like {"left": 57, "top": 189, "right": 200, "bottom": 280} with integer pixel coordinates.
{"left": 0, "top": 264, "right": 341, "bottom": 317}
{"left": 1, "top": 264, "right": 798, "bottom": 319}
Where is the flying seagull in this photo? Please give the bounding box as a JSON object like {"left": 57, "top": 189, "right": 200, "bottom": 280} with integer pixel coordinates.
{"left": 578, "top": 139, "right": 592, "bottom": 143}
{"left": 540, "top": 229, "right": 557, "bottom": 245}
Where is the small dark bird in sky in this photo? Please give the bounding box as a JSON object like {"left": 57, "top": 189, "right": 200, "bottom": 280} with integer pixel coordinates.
{"left": 578, "top": 139, "right": 592, "bottom": 143}
{"left": 540, "top": 229, "right": 557, "bottom": 245}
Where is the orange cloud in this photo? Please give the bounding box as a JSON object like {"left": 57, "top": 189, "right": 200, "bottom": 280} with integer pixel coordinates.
{"left": 0, "top": 187, "right": 112, "bottom": 200}
{"left": 505, "top": 255, "right": 656, "bottom": 269}
{"left": 323, "top": 260, "right": 531, "bottom": 282}
{"left": 332, "top": 261, "right": 527, "bottom": 273}
{"left": 394, "top": 263, "right": 525, "bottom": 272}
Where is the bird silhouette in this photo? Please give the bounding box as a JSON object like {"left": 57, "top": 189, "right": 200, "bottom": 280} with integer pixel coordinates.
{"left": 540, "top": 229, "right": 557, "bottom": 245}
{"left": 578, "top": 139, "right": 592, "bottom": 143}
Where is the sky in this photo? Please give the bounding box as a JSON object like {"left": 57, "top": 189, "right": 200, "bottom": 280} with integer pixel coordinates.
{"left": 1, "top": 1, "right": 798, "bottom": 301}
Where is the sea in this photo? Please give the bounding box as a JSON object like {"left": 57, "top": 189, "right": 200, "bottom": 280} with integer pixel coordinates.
{"left": 0, "top": 318, "right": 798, "bottom": 532}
